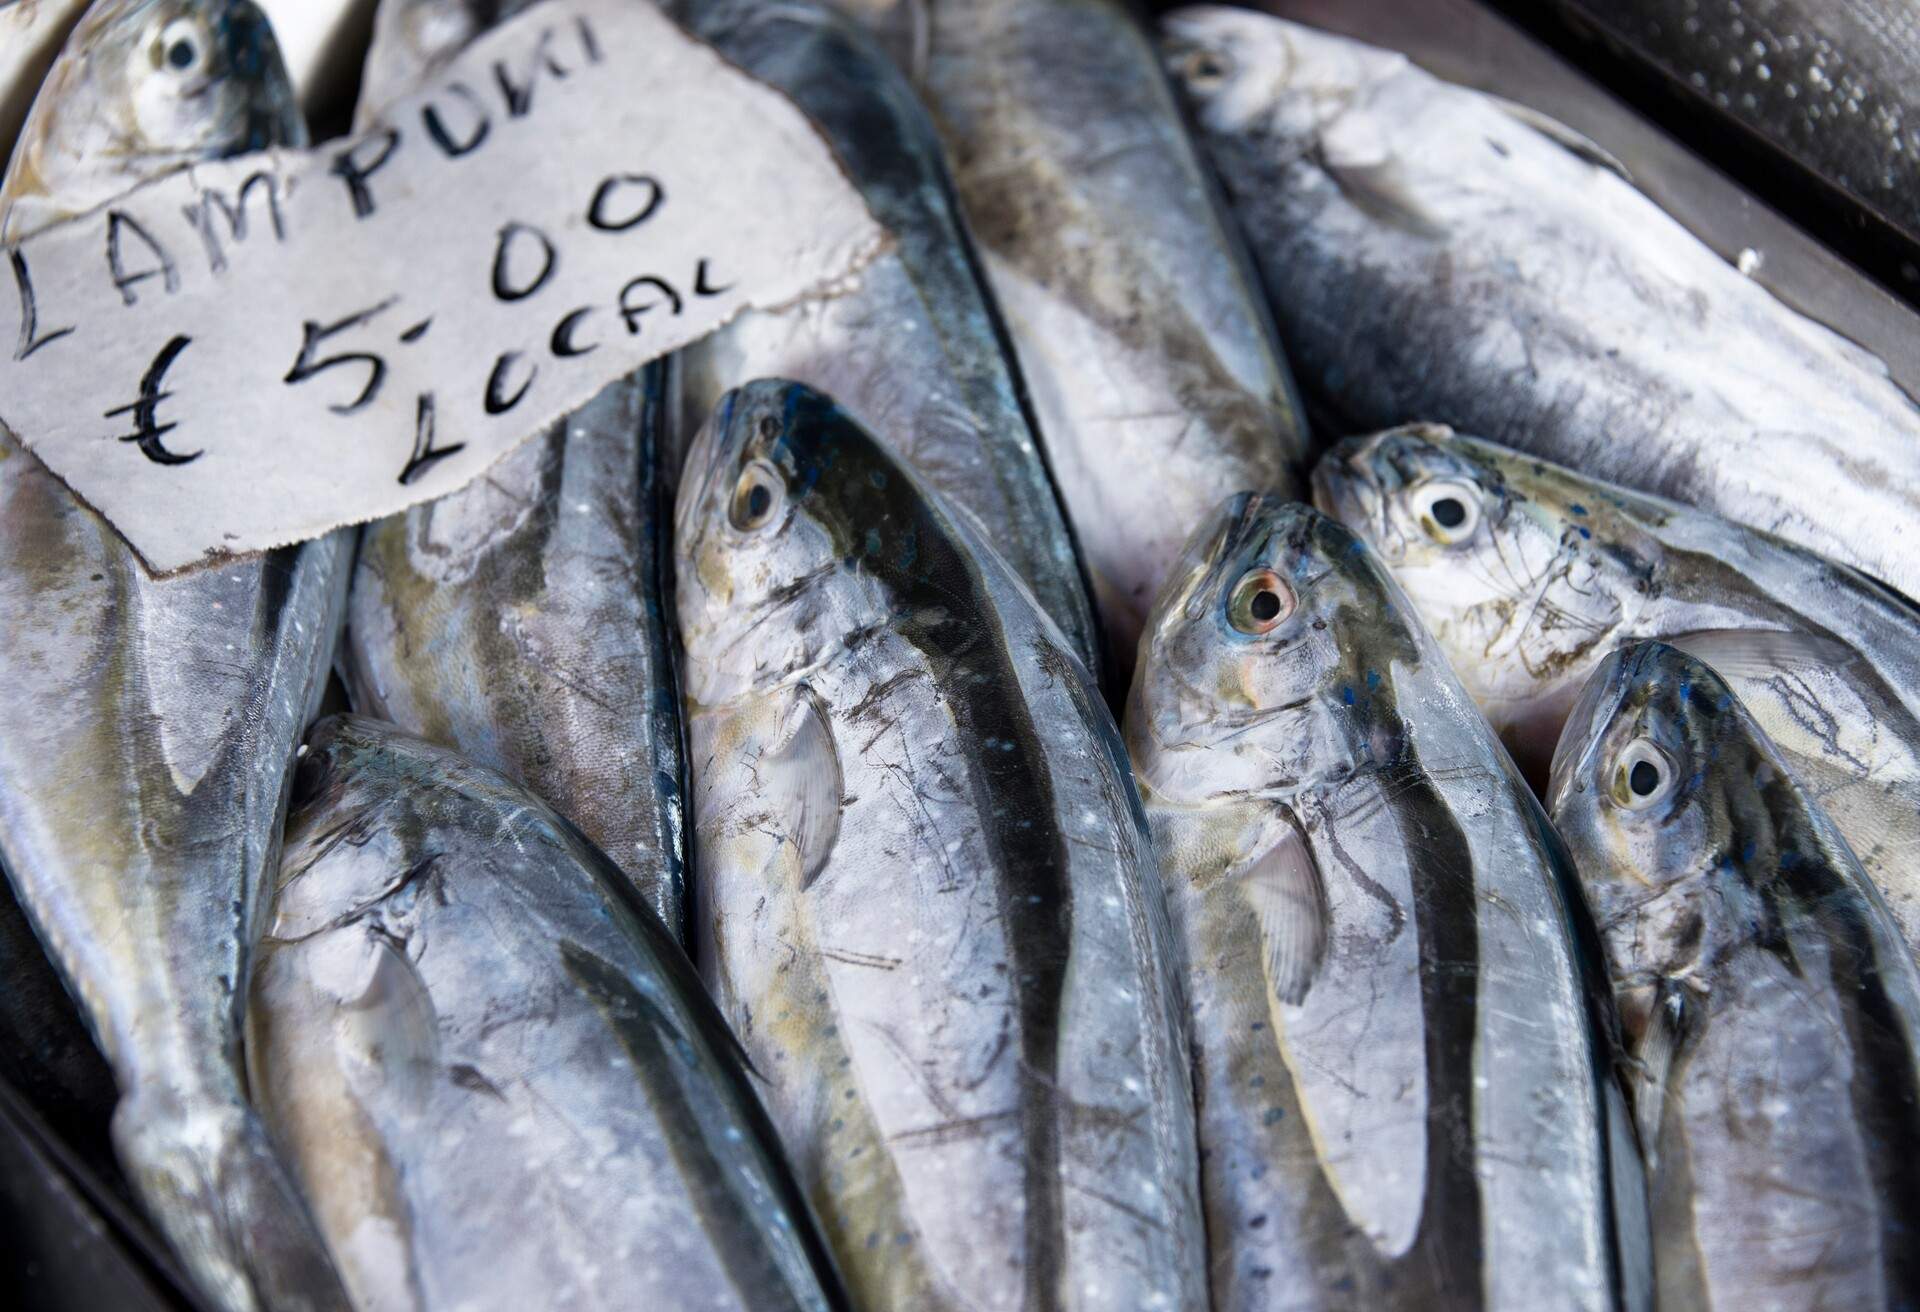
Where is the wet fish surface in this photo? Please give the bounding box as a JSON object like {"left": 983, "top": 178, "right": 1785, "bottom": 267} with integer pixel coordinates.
{"left": 833, "top": 0, "right": 1307, "bottom": 675}
{"left": 0, "top": 0, "right": 90, "bottom": 165}
{"left": 0, "top": 5, "right": 352, "bottom": 1309}
{"left": 346, "top": 0, "right": 688, "bottom": 937}
{"left": 663, "top": 0, "right": 1104, "bottom": 683}
{"left": 247, "top": 715, "right": 849, "bottom": 1312}
{"left": 1164, "top": 5, "right": 1920, "bottom": 603}
{"left": 1316, "top": 424, "right": 1920, "bottom": 957}
{"left": 677, "top": 379, "right": 1206, "bottom": 1310}
{"left": 1125, "top": 496, "right": 1646, "bottom": 1311}
{"left": 1, "top": 0, "right": 297, "bottom": 241}
{"left": 1544, "top": 0, "right": 1920, "bottom": 247}
{"left": 1549, "top": 641, "right": 1920, "bottom": 1311}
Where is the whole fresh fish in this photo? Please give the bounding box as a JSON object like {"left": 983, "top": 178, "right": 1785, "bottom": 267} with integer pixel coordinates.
{"left": 1549, "top": 641, "right": 1920, "bottom": 1310}
{"left": 247, "top": 716, "right": 849, "bottom": 1312}
{"left": 346, "top": 0, "right": 687, "bottom": 937}
{"left": 1544, "top": 0, "right": 1920, "bottom": 249}
{"left": 1124, "top": 496, "right": 1647, "bottom": 1311}
{"left": 677, "top": 379, "right": 1206, "bottom": 1311}
{"left": 1, "top": 0, "right": 297, "bottom": 242}
{"left": 663, "top": 0, "right": 1103, "bottom": 682}
{"left": 353, "top": 0, "right": 501, "bottom": 125}
{"left": 1315, "top": 424, "right": 1920, "bottom": 957}
{"left": 1163, "top": 5, "right": 1920, "bottom": 603}
{"left": 828, "top": 0, "right": 1307, "bottom": 676}
{"left": 0, "top": 5, "right": 352, "bottom": 1309}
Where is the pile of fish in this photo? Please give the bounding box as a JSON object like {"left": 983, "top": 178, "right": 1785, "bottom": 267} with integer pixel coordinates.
{"left": 2, "top": 0, "right": 1917, "bottom": 1309}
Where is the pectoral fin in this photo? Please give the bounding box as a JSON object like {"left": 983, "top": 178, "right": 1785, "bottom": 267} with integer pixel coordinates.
{"left": 1665, "top": 628, "right": 1857, "bottom": 683}
{"left": 1490, "top": 95, "right": 1633, "bottom": 182}
{"left": 1239, "top": 820, "right": 1329, "bottom": 1006}
{"left": 1317, "top": 112, "right": 1449, "bottom": 237}
{"left": 763, "top": 684, "right": 843, "bottom": 891}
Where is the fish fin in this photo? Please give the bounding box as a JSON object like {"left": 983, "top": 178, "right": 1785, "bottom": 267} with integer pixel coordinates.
{"left": 1316, "top": 112, "right": 1449, "bottom": 237}
{"left": 1489, "top": 95, "right": 1634, "bottom": 183}
{"left": 1665, "top": 629, "right": 1859, "bottom": 687}
{"left": 1629, "top": 984, "right": 1691, "bottom": 1175}
{"left": 764, "top": 684, "right": 843, "bottom": 891}
{"left": 1240, "top": 820, "right": 1329, "bottom": 1006}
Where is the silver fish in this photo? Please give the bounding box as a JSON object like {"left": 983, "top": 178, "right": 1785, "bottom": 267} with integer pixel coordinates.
{"left": 663, "top": 0, "right": 1104, "bottom": 683}
{"left": 345, "top": 0, "right": 687, "bottom": 937}
{"left": 0, "top": 0, "right": 89, "bottom": 166}
{"left": 1163, "top": 5, "right": 1920, "bottom": 604}
{"left": 1315, "top": 424, "right": 1920, "bottom": 958}
{"left": 247, "top": 715, "right": 849, "bottom": 1312}
{"left": 677, "top": 379, "right": 1206, "bottom": 1311}
{"left": 837, "top": 0, "right": 1307, "bottom": 677}
{"left": 1124, "top": 496, "right": 1647, "bottom": 1312}
{"left": 354, "top": 0, "right": 522, "bottom": 127}
{"left": 1549, "top": 641, "right": 1920, "bottom": 1311}
{"left": 1, "top": 0, "right": 299, "bottom": 241}
{"left": 0, "top": 5, "right": 351, "bottom": 1309}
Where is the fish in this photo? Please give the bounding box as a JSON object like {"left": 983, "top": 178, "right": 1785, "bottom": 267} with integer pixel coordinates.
{"left": 1163, "top": 5, "right": 1920, "bottom": 604}
{"left": 246, "top": 715, "right": 850, "bottom": 1312}
{"left": 345, "top": 0, "right": 688, "bottom": 938}
{"left": 832, "top": 0, "right": 1308, "bottom": 680}
{"left": 0, "top": 0, "right": 90, "bottom": 165}
{"left": 1314, "top": 423, "right": 1920, "bottom": 959}
{"left": 1548, "top": 640, "right": 1920, "bottom": 1310}
{"left": 1, "top": 0, "right": 299, "bottom": 242}
{"left": 1544, "top": 0, "right": 1920, "bottom": 253}
{"left": 0, "top": 5, "right": 353, "bottom": 1309}
{"left": 661, "top": 0, "right": 1104, "bottom": 684}
{"left": 1123, "top": 495, "right": 1648, "bottom": 1311}
{"left": 353, "top": 0, "right": 504, "bottom": 125}
{"left": 676, "top": 378, "right": 1206, "bottom": 1311}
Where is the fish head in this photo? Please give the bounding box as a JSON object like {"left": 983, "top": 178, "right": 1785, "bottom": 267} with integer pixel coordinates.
{"left": 1161, "top": 5, "right": 1402, "bottom": 147}
{"left": 1126, "top": 494, "right": 1421, "bottom": 803}
{"left": 1547, "top": 640, "right": 1763, "bottom": 1038}
{"left": 1315, "top": 425, "right": 1651, "bottom": 771}
{"left": 675, "top": 378, "right": 893, "bottom": 707}
{"left": 3, "top": 0, "right": 300, "bottom": 234}
{"left": 358, "top": 0, "right": 523, "bottom": 123}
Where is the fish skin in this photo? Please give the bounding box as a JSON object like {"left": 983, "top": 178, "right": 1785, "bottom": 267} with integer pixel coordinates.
{"left": 1164, "top": 4, "right": 1920, "bottom": 604}
{"left": 0, "top": 6, "right": 352, "bottom": 1309}
{"left": 246, "top": 715, "right": 849, "bottom": 1312}
{"left": 662, "top": 0, "right": 1104, "bottom": 685}
{"left": 1548, "top": 641, "right": 1920, "bottom": 1311}
{"left": 0, "top": 0, "right": 90, "bottom": 167}
{"left": 346, "top": 1, "right": 688, "bottom": 938}
{"left": 1551, "top": 0, "right": 1920, "bottom": 246}
{"left": 1, "top": 0, "right": 298, "bottom": 241}
{"left": 676, "top": 378, "right": 1206, "bottom": 1311}
{"left": 1315, "top": 423, "right": 1920, "bottom": 960}
{"left": 1124, "top": 496, "right": 1645, "bottom": 1312}
{"left": 831, "top": 0, "right": 1307, "bottom": 680}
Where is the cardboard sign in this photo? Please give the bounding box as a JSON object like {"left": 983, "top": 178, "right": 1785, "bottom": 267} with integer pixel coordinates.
{"left": 0, "top": 0, "right": 888, "bottom": 571}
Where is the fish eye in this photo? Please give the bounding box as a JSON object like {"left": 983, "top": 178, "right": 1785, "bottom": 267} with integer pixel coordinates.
{"left": 1181, "top": 47, "right": 1231, "bottom": 90}
{"left": 1610, "top": 739, "right": 1676, "bottom": 812}
{"left": 158, "top": 19, "right": 207, "bottom": 75}
{"left": 728, "top": 460, "right": 783, "bottom": 533}
{"left": 1227, "top": 568, "right": 1295, "bottom": 636}
{"left": 1410, "top": 479, "right": 1482, "bottom": 544}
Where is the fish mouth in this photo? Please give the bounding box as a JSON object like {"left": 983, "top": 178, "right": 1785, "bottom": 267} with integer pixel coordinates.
{"left": 1545, "top": 645, "right": 1637, "bottom": 813}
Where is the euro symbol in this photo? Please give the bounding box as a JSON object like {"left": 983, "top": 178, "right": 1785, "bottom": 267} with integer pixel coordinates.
{"left": 103, "top": 334, "right": 199, "bottom": 466}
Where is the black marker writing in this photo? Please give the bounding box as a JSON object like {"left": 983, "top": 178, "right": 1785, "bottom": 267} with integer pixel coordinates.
{"left": 485, "top": 351, "right": 535, "bottom": 414}
{"left": 106, "top": 211, "right": 179, "bottom": 306}
{"left": 399, "top": 392, "right": 464, "bottom": 485}
{"left": 331, "top": 128, "right": 402, "bottom": 220}
{"left": 284, "top": 296, "right": 400, "bottom": 415}
{"left": 181, "top": 171, "right": 286, "bottom": 274}
{"left": 492, "top": 222, "right": 556, "bottom": 301}
{"left": 550, "top": 307, "right": 597, "bottom": 357}
{"left": 103, "top": 334, "right": 198, "bottom": 465}
{"left": 423, "top": 83, "right": 491, "bottom": 158}
{"left": 11, "top": 249, "right": 73, "bottom": 362}
{"left": 588, "top": 174, "right": 662, "bottom": 232}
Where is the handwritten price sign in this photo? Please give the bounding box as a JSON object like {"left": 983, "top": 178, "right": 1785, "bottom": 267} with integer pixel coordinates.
{"left": 0, "top": 0, "right": 887, "bottom": 572}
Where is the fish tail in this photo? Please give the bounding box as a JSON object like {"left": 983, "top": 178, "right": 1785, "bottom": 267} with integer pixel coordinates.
{"left": 113, "top": 1091, "right": 351, "bottom": 1312}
